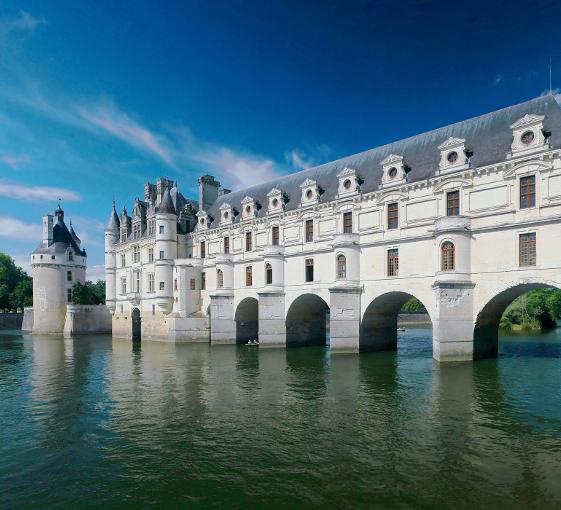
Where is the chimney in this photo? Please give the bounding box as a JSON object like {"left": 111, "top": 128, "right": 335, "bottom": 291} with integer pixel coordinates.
{"left": 218, "top": 187, "right": 231, "bottom": 197}
{"left": 198, "top": 174, "right": 220, "bottom": 211}
{"left": 42, "top": 214, "right": 53, "bottom": 247}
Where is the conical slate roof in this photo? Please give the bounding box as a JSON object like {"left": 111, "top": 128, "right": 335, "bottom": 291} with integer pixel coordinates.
{"left": 69, "top": 220, "right": 81, "bottom": 245}
{"left": 105, "top": 202, "right": 120, "bottom": 231}
{"left": 156, "top": 187, "right": 176, "bottom": 214}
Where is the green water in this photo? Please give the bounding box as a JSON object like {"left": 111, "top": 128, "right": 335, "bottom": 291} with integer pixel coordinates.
{"left": 1, "top": 328, "right": 561, "bottom": 509}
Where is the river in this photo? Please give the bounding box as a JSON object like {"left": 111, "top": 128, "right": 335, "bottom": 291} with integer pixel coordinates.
{"left": 1, "top": 327, "right": 561, "bottom": 509}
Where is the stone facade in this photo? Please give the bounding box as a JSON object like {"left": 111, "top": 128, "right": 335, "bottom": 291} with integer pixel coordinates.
{"left": 105, "top": 95, "right": 561, "bottom": 361}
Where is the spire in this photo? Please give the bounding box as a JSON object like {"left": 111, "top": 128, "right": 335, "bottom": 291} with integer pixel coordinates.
{"left": 55, "top": 198, "right": 64, "bottom": 221}
{"left": 156, "top": 187, "right": 176, "bottom": 214}
{"left": 106, "top": 201, "right": 121, "bottom": 232}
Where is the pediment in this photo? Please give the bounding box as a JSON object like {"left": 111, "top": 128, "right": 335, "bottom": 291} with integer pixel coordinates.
{"left": 241, "top": 196, "right": 253, "bottom": 205}
{"left": 219, "top": 202, "right": 231, "bottom": 211}
{"left": 336, "top": 167, "right": 357, "bottom": 178}
{"left": 503, "top": 160, "right": 552, "bottom": 179}
{"left": 380, "top": 153, "right": 403, "bottom": 166}
{"left": 267, "top": 187, "right": 282, "bottom": 197}
{"left": 300, "top": 178, "right": 317, "bottom": 188}
{"left": 433, "top": 178, "right": 471, "bottom": 193}
{"left": 438, "top": 137, "right": 466, "bottom": 150}
{"left": 377, "top": 190, "right": 408, "bottom": 205}
{"left": 510, "top": 114, "right": 544, "bottom": 129}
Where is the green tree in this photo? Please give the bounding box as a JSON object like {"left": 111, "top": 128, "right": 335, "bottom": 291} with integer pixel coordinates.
{"left": 72, "top": 281, "right": 105, "bottom": 305}
{"left": 401, "top": 297, "right": 427, "bottom": 313}
{"left": 0, "top": 253, "right": 33, "bottom": 312}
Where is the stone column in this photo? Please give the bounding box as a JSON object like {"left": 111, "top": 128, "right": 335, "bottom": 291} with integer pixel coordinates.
{"left": 329, "top": 285, "right": 362, "bottom": 353}
{"left": 210, "top": 253, "right": 235, "bottom": 344}
{"left": 258, "top": 290, "right": 285, "bottom": 347}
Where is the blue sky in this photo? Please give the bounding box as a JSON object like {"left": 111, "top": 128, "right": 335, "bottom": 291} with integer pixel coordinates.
{"left": 1, "top": 0, "right": 561, "bottom": 279}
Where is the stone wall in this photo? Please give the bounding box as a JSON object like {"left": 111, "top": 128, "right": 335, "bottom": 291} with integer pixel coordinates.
{"left": 0, "top": 312, "right": 23, "bottom": 330}
{"left": 63, "top": 304, "right": 112, "bottom": 337}
{"left": 21, "top": 308, "right": 33, "bottom": 331}
{"left": 397, "top": 313, "right": 432, "bottom": 327}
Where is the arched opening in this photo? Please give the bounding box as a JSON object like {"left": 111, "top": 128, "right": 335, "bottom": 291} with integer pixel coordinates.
{"left": 360, "top": 292, "right": 432, "bottom": 353}
{"left": 286, "top": 294, "right": 330, "bottom": 347}
{"left": 131, "top": 308, "right": 141, "bottom": 341}
{"left": 336, "top": 254, "right": 346, "bottom": 279}
{"left": 441, "top": 241, "right": 455, "bottom": 271}
{"left": 217, "top": 269, "right": 224, "bottom": 288}
{"left": 235, "top": 297, "right": 259, "bottom": 344}
{"left": 474, "top": 283, "right": 561, "bottom": 359}
{"left": 265, "top": 263, "right": 273, "bottom": 285}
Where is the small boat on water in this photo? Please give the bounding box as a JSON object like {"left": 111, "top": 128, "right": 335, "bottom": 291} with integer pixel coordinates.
{"left": 246, "top": 339, "right": 259, "bottom": 346}
{"left": 398, "top": 327, "right": 406, "bottom": 332}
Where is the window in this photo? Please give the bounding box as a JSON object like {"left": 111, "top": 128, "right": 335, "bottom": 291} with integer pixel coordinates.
{"left": 521, "top": 130, "right": 535, "bottom": 145}
{"left": 224, "top": 236, "right": 230, "bottom": 254}
{"left": 246, "top": 266, "right": 253, "bottom": 286}
{"left": 343, "top": 211, "right": 353, "bottom": 234}
{"left": 148, "top": 220, "right": 155, "bottom": 236}
{"left": 447, "top": 151, "right": 458, "bottom": 164}
{"left": 51, "top": 256, "right": 55, "bottom": 260}
{"left": 336, "top": 254, "right": 347, "bottom": 279}
{"left": 148, "top": 273, "right": 155, "bottom": 293}
{"left": 190, "top": 278, "right": 196, "bottom": 290}
{"left": 152, "top": 304, "right": 155, "bottom": 315}
{"left": 67, "top": 289, "right": 72, "bottom": 303}
{"left": 133, "top": 223, "right": 140, "bottom": 239}
{"left": 519, "top": 233, "right": 536, "bottom": 266}
{"left": 121, "top": 254, "right": 126, "bottom": 267}
{"left": 387, "top": 203, "right": 399, "bottom": 229}
{"left": 305, "top": 259, "right": 314, "bottom": 282}
{"left": 174, "top": 279, "right": 178, "bottom": 291}
{"left": 520, "top": 175, "right": 536, "bottom": 209}
{"left": 441, "top": 242, "right": 455, "bottom": 271}
{"left": 68, "top": 252, "right": 73, "bottom": 261}
{"left": 265, "top": 263, "right": 273, "bottom": 284}
{"left": 305, "top": 219, "right": 314, "bottom": 242}
{"left": 446, "top": 191, "right": 460, "bottom": 216}
{"left": 148, "top": 248, "right": 154, "bottom": 262}
{"left": 159, "top": 282, "right": 165, "bottom": 291}
{"left": 159, "top": 225, "right": 164, "bottom": 234}
{"left": 133, "top": 245, "right": 140, "bottom": 263}
{"left": 159, "top": 250, "right": 164, "bottom": 260}
{"left": 387, "top": 249, "right": 399, "bottom": 276}
{"left": 200, "top": 241, "right": 206, "bottom": 259}
{"left": 272, "top": 226, "right": 279, "bottom": 246}
{"left": 67, "top": 270, "right": 72, "bottom": 282}
{"left": 217, "top": 269, "right": 224, "bottom": 288}
{"left": 201, "top": 272, "right": 206, "bottom": 290}
{"left": 121, "top": 231, "right": 127, "bottom": 242}
{"left": 121, "top": 277, "right": 127, "bottom": 295}
{"left": 245, "top": 232, "right": 252, "bottom": 251}
{"left": 135, "top": 272, "right": 140, "bottom": 292}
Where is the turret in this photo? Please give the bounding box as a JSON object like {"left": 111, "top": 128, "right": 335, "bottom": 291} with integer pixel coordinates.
{"left": 198, "top": 174, "right": 220, "bottom": 211}
{"left": 154, "top": 187, "right": 177, "bottom": 313}
{"left": 105, "top": 202, "right": 120, "bottom": 313}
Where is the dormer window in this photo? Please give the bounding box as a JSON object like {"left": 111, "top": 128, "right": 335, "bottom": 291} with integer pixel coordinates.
{"left": 196, "top": 210, "right": 208, "bottom": 231}
{"left": 336, "top": 168, "right": 359, "bottom": 197}
{"left": 267, "top": 187, "right": 285, "bottom": 213}
{"left": 219, "top": 202, "right": 233, "bottom": 225}
{"left": 241, "top": 196, "right": 257, "bottom": 220}
{"left": 380, "top": 154, "right": 407, "bottom": 187}
{"left": 509, "top": 114, "right": 547, "bottom": 158}
{"left": 300, "top": 178, "right": 320, "bottom": 206}
{"left": 437, "top": 137, "right": 468, "bottom": 174}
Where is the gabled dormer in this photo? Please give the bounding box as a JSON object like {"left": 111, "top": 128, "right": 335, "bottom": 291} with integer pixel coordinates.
{"left": 241, "top": 196, "right": 257, "bottom": 220}
{"left": 267, "top": 187, "right": 285, "bottom": 213}
{"left": 337, "top": 167, "right": 360, "bottom": 197}
{"left": 380, "top": 154, "right": 407, "bottom": 187}
{"left": 219, "top": 202, "right": 233, "bottom": 225}
{"left": 300, "top": 178, "right": 320, "bottom": 206}
{"left": 508, "top": 114, "right": 548, "bottom": 158}
{"left": 438, "top": 137, "right": 469, "bottom": 174}
{"left": 196, "top": 210, "right": 209, "bottom": 231}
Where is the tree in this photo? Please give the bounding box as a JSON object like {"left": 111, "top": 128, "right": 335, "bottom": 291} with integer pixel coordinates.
{"left": 401, "top": 297, "right": 427, "bottom": 313}
{"left": 72, "top": 281, "right": 105, "bottom": 305}
{"left": 0, "top": 253, "right": 33, "bottom": 312}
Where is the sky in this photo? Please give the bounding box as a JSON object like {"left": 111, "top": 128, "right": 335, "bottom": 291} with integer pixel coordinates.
{"left": 2, "top": 0, "right": 561, "bottom": 280}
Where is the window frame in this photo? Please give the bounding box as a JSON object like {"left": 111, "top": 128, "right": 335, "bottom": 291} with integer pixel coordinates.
{"left": 519, "top": 232, "right": 536, "bottom": 267}
{"left": 305, "top": 219, "right": 314, "bottom": 242}
{"left": 224, "top": 236, "right": 230, "bottom": 254}
{"left": 265, "top": 263, "right": 273, "bottom": 285}
{"left": 446, "top": 190, "right": 460, "bottom": 217}
{"left": 272, "top": 226, "right": 279, "bottom": 246}
{"left": 305, "top": 258, "right": 314, "bottom": 282}
{"left": 245, "top": 266, "right": 253, "bottom": 286}
{"left": 520, "top": 175, "right": 536, "bottom": 209}
{"left": 387, "top": 248, "right": 399, "bottom": 277}
{"left": 245, "top": 232, "right": 252, "bottom": 252}
{"left": 387, "top": 203, "right": 399, "bottom": 230}
{"left": 441, "top": 241, "right": 455, "bottom": 271}
{"left": 336, "top": 254, "right": 347, "bottom": 279}
{"left": 343, "top": 211, "right": 353, "bottom": 234}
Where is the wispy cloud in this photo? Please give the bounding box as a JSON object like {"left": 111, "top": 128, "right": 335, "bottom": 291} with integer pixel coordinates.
{"left": 0, "top": 179, "right": 81, "bottom": 202}
{"left": 0, "top": 216, "right": 42, "bottom": 241}
{"left": 0, "top": 152, "right": 30, "bottom": 169}
{"left": 86, "top": 264, "right": 105, "bottom": 282}
{"left": 493, "top": 74, "right": 503, "bottom": 85}
{"left": 0, "top": 10, "right": 46, "bottom": 38}
{"left": 284, "top": 145, "right": 333, "bottom": 171}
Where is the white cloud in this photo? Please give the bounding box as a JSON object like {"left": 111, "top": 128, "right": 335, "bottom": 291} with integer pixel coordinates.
{"left": 0, "top": 152, "right": 29, "bottom": 169}
{"left": 11, "top": 254, "right": 31, "bottom": 275}
{"left": 86, "top": 264, "right": 105, "bottom": 282}
{"left": 0, "top": 179, "right": 81, "bottom": 202}
{"left": 0, "top": 216, "right": 42, "bottom": 241}
{"left": 0, "top": 10, "right": 46, "bottom": 38}
{"left": 494, "top": 74, "right": 503, "bottom": 85}
{"left": 284, "top": 149, "right": 317, "bottom": 170}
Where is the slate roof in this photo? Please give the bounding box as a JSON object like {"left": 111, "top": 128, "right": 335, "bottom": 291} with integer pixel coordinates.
{"left": 105, "top": 203, "right": 120, "bottom": 232}
{"left": 33, "top": 209, "right": 86, "bottom": 256}
{"left": 157, "top": 187, "right": 176, "bottom": 214}
{"left": 206, "top": 94, "right": 561, "bottom": 225}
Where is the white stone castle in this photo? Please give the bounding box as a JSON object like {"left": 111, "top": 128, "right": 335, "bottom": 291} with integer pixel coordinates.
{"left": 105, "top": 95, "right": 561, "bottom": 362}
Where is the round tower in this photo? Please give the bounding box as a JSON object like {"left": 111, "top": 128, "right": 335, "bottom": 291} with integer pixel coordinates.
{"left": 154, "top": 187, "right": 177, "bottom": 313}
{"left": 104, "top": 202, "right": 120, "bottom": 314}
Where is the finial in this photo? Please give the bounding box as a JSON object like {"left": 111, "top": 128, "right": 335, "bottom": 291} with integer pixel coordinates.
{"left": 58, "top": 197, "right": 62, "bottom": 208}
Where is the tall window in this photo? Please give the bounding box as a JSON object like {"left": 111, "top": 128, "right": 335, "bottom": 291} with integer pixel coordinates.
{"left": 159, "top": 282, "right": 165, "bottom": 290}
{"left": 174, "top": 279, "right": 178, "bottom": 291}
{"left": 67, "top": 270, "right": 72, "bottom": 282}
{"left": 148, "top": 219, "right": 155, "bottom": 236}
{"left": 343, "top": 211, "right": 353, "bottom": 234}
{"left": 519, "top": 233, "right": 536, "bottom": 266}
{"left": 190, "top": 278, "right": 196, "bottom": 290}
{"left": 446, "top": 191, "right": 460, "bottom": 216}
{"left": 520, "top": 175, "right": 536, "bottom": 209}
{"left": 246, "top": 266, "right": 253, "bottom": 286}
{"left": 68, "top": 252, "right": 73, "bottom": 261}
{"left": 305, "top": 258, "right": 314, "bottom": 282}
{"left": 121, "top": 254, "right": 126, "bottom": 267}
{"left": 201, "top": 272, "right": 206, "bottom": 290}
{"left": 217, "top": 269, "right": 224, "bottom": 288}
{"left": 265, "top": 263, "right": 273, "bottom": 284}
{"left": 67, "top": 289, "right": 72, "bottom": 303}
{"left": 387, "top": 249, "right": 399, "bottom": 276}
{"left": 200, "top": 241, "right": 206, "bottom": 259}
{"left": 159, "top": 225, "right": 164, "bottom": 234}
{"left": 159, "top": 250, "right": 164, "bottom": 260}
{"left": 135, "top": 272, "right": 140, "bottom": 292}
{"left": 133, "top": 245, "right": 140, "bottom": 263}
{"left": 224, "top": 236, "right": 230, "bottom": 254}
{"left": 148, "top": 273, "right": 155, "bottom": 293}
{"left": 272, "top": 226, "right": 279, "bottom": 246}
{"left": 441, "top": 242, "right": 455, "bottom": 270}
{"left": 305, "top": 219, "right": 314, "bottom": 242}
{"left": 336, "top": 254, "right": 347, "bottom": 278}
{"left": 387, "top": 203, "right": 399, "bottom": 229}
{"left": 121, "top": 277, "right": 127, "bottom": 295}
{"left": 148, "top": 248, "right": 154, "bottom": 262}
{"left": 245, "top": 232, "right": 252, "bottom": 251}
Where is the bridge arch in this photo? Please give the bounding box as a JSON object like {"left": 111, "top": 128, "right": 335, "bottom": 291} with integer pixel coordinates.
{"left": 286, "top": 293, "right": 330, "bottom": 347}
{"left": 360, "top": 291, "right": 433, "bottom": 352}
{"left": 473, "top": 280, "right": 561, "bottom": 359}
{"left": 235, "top": 297, "right": 259, "bottom": 344}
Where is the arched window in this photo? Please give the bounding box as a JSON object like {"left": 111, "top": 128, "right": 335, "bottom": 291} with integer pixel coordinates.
{"left": 441, "top": 241, "right": 455, "bottom": 271}
{"left": 336, "top": 254, "right": 347, "bottom": 279}
{"left": 217, "top": 269, "right": 224, "bottom": 288}
{"left": 265, "top": 263, "right": 273, "bottom": 285}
